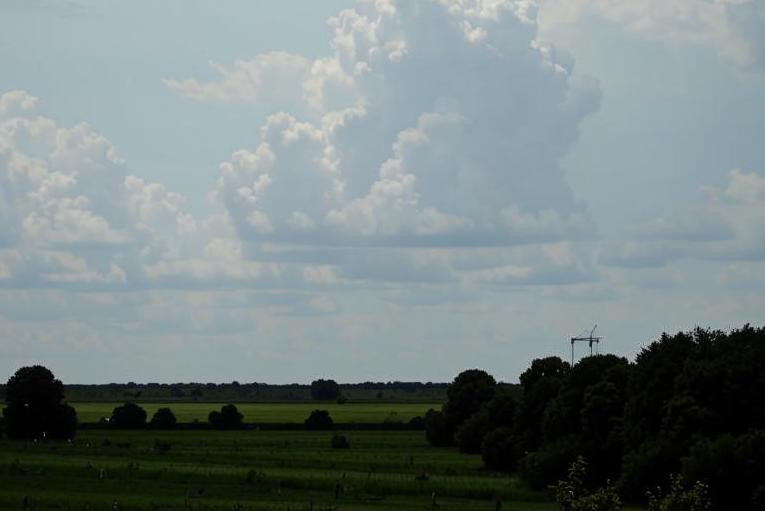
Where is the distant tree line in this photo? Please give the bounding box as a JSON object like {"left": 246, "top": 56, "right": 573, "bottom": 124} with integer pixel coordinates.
{"left": 38, "top": 379, "right": 452, "bottom": 403}
{"left": 424, "top": 325, "right": 765, "bottom": 510}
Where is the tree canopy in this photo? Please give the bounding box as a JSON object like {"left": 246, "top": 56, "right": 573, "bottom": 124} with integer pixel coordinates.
{"left": 2, "top": 365, "right": 77, "bottom": 440}
{"left": 310, "top": 379, "right": 341, "bottom": 401}
{"left": 428, "top": 324, "right": 765, "bottom": 511}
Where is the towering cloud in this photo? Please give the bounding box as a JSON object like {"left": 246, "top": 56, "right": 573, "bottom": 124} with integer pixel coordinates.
{"left": 172, "top": 0, "right": 600, "bottom": 249}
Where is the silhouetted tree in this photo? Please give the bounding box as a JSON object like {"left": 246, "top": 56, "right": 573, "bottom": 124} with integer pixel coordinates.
{"left": 208, "top": 404, "right": 244, "bottom": 429}
{"left": 2, "top": 365, "right": 77, "bottom": 440}
{"left": 305, "top": 409, "right": 333, "bottom": 430}
{"left": 110, "top": 402, "right": 147, "bottom": 429}
{"left": 310, "top": 379, "right": 340, "bottom": 400}
{"left": 150, "top": 407, "right": 177, "bottom": 429}
{"left": 443, "top": 369, "right": 496, "bottom": 427}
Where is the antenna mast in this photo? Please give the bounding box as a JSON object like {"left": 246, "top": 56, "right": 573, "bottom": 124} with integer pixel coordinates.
{"left": 570, "top": 324, "right": 603, "bottom": 365}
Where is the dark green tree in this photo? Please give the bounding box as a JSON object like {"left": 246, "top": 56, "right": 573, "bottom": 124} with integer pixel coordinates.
{"left": 305, "top": 409, "right": 334, "bottom": 430}
{"left": 310, "top": 379, "right": 341, "bottom": 400}
{"left": 110, "top": 402, "right": 147, "bottom": 429}
{"left": 150, "top": 407, "right": 177, "bottom": 429}
{"left": 442, "top": 369, "right": 497, "bottom": 427}
{"left": 3, "top": 365, "right": 77, "bottom": 440}
{"left": 209, "top": 404, "right": 244, "bottom": 429}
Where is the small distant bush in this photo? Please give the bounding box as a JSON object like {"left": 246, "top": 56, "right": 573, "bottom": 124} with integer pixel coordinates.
{"left": 646, "top": 475, "right": 711, "bottom": 511}
{"left": 554, "top": 456, "right": 621, "bottom": 511}
{"left": 336, "top": 395, "right": 348, "bottom": 405}
{"left": 330, "top": 433, "right": 350, "bottom": 449}
{"left": 150, "top": 408, "right": 177, "bottom": 429}
{"left": 208, "top": 404, "right": 244, "bottom": 430}
{"left": 110, "top": 403, "right": 147, "bottom": 429}
{"left": 305, "top": 409, "right": 333, "bottom": 430}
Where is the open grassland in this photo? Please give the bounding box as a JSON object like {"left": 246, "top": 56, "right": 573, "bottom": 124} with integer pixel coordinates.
{"left": 0, "top": 430, "right": 562, "bottom": 510}
{"left": 72, "top": 402, "right": 439, "bottom": 424}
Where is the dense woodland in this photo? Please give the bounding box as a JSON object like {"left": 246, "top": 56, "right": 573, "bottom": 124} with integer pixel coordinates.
{"left": 424, "top": 324, "right": 765, "bottom": 510}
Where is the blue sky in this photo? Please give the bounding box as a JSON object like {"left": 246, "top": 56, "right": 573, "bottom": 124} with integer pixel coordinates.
{"left": 1, "top": 0, "right": 764, "bottom": 384}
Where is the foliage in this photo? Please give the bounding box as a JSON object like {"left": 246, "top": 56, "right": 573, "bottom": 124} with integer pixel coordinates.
{"left": 310, "top": 379, "right": 341, "bottom": 401}
{"left": 681, "top": 429, "right": 765, "bottom": 509}
{"left": 208, "top": 404, "right": 244, "bottom": 429}
{"left": 457, "top": 409, "right": 491, "bottom": 454}
{"left": 2, "top": 365, "right": 77, "bottom": 440}
{"left": 646, "top": 475, "right": 711, "bottom": 511}
{"left": 481, "top": 427, "right": 521, "bottom": 471}
{"left": 443, "top": 369, "right": 496, "bottom": 427}
{"left": 554, "top": 457, "right": 621, "bottom": 511}
{"left": 304, "top": 409, "right": 334, "bottom": 430}
{"left": 521, "top": 437, "right": 578, "bottom": 490}
{"left": 330, "top": 433, "right": 350, "bottom": 449}
{"left": 149, "top": 407, "right": 177, "bottom": 429}
{"left": 110, "top": 402, "right": 147, "bottom": 429}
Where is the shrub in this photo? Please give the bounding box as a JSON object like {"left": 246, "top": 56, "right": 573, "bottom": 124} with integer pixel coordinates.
{"left": 110, "top": 403, "right": 147, "bottom": 429}
{"left": 209, "top": 404, "right": 244, "bottom": 429}
{"left": 305, "top": 409, "right": 334, "bottom": 430}
{"left": 150, "top": 408, "right": 177, "bottom": 429}
{"left": 554, "top": 457, "right": 621, "bottom": 511}
{"left": 646, "top": 475, "right": 711, "bottom": 511}
{"left": 521, "top": 437, "right": 578, "bottom": 490}
{"left": 330, "top": 433, "right": 350, "bottom": 449}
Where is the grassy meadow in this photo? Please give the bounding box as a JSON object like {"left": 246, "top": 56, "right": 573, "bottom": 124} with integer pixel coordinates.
{"left": 0, "top": 429, "right": 558, "bottom": 510}
{"left": 71, "top": 402, "right": 439, "bottom": 424}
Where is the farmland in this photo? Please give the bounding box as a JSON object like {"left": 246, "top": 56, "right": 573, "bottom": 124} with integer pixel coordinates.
{"left": 71, "top": 402, "right": 438, "bottom": 425}
{"left": 0, "top": 429, "right": 559, "bottom": 510}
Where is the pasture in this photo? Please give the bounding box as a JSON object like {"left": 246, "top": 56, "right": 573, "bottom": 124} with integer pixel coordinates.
{"left": 71, "top": 402, "right": 439, "bottom": 424}
{"left": 0, "top": 429, "right": 558, "bottom": 510}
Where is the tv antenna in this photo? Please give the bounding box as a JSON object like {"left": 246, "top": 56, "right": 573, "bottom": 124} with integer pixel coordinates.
{"left": 570, "top": 324, "right": 602, "bottom": 365}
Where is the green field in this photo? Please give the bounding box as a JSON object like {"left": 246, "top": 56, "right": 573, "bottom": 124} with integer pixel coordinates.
{"left": 0, "top": 429, "right": 559, "bottom": 510}
{"left": 72, "top": 402, "right": 439, "bottom": 424}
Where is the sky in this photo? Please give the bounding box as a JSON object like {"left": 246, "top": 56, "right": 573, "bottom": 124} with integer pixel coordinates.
{"left": 1, "top": 0, "right": 764, "bottom": 384}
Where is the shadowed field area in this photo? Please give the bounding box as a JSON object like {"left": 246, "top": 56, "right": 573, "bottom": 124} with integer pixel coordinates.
{"left": 0, "top": 430, "right": 561, "bottom": 510}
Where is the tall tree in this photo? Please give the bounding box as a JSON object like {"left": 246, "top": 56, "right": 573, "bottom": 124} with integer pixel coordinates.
{"left": 3, "top": 365, "right": 77, "bottom": 440}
